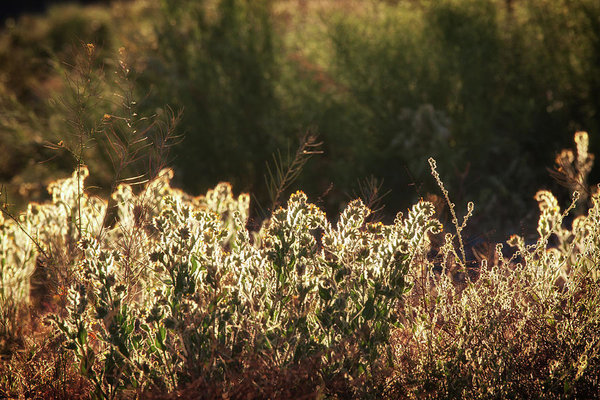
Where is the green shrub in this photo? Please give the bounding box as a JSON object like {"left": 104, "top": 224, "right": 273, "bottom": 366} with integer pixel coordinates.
{"left": 390, "top": 132, "right": 600, "bottom": 399}
{"left": 3, "top": 0, "right": 600, "bottom": 242}
{"left": 2, "top": 131, "right": 600, "bottom": 398}
{"left": 137, "top": 0, "right": 284, "bottom": 201}
{"left": 20, "top": 165, "right": 437, "bottom": 397}
{"left": 325, "top": 0, "right": 600, "bottom": 238}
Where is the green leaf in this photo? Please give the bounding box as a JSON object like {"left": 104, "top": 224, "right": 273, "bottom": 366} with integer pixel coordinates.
{"left": 319, "top": 286, "right": 332, "bottom": 302}
{"left": 335, "top": 267, "right": 346, "bottom": 283}
{"left": 564, "top": 381, "right": 571, "bottom": 394}
{"left": 80, "top": 349, "right": 95, "bottom": 376}
{"left": 191, "top": 256, "right": 199, "bottom": 275}
{"left": 362, "top": 297, "right": 375, "bottom": 321}
{"left": 357, "top": 363, "right": 366, "bottom": 375}
{"left": 317, "top": 311, "right": 332, "bottom": 328}
{"left": 334, "top": 297, "right": 346, "bottom": 311}
{"left": 77, "top": 326, "right": 87, "bottom": 346}
{"left": 155, "top": 326, "right": 167, "bottom": 351}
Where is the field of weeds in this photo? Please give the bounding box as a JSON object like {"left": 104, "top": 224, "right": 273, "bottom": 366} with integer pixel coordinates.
{"left": 1, "top": 1, "right": 600, "bottom": 398}
{"left": 1, "top": 131, "right": 598, "bottom": 398}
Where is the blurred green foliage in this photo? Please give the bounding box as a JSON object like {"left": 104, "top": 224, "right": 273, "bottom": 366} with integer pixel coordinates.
{"left": 325, "top": 0, "right": 600, "bottom": 238}
{"left": 138, "top": 0, "right": 283, "bottom": 204}
{"left": 0, "top": 4, "right": 116, "bottom": 202}
{"left": 1, "top": 0, "right": 600, "bottom": 241}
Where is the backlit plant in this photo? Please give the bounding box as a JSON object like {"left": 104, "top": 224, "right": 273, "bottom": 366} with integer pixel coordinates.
{"left": 1, "top": 131, "right": 599, "bottom": 399}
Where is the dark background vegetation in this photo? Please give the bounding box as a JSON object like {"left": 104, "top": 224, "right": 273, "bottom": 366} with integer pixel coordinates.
{"left": 0, "top": 0, "right": 113, "bottom": 22}
{"left": 1, "top": 0, "right": 599, "bottom": 246}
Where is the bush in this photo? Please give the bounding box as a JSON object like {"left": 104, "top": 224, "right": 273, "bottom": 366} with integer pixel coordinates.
{"left": 325, "top": 0, "right": 600, "bottom": 238}
{"left": 1, "top": 131, "right": 600, "bottom": 398}
{"left": 16, "top": 166, "right": 436, "bottom": 397}
{"left": 136, "top": 0, "right": 284, "bottom": 203}
{"left": 3, "top": 0, "right": 600, "bottom": 242}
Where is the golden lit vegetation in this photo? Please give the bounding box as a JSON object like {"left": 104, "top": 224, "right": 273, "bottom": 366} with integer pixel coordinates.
{"left": 1, "top": 0, "right": 600, "bottom": 398}
{"left": 1, "top": 131, "right": 599, "bottom": 398}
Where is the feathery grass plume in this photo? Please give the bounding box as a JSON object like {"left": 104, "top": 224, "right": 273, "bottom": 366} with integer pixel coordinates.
{"left": 265, "top": 130, "right": 323, "bottom": 212}
{"left": 102, "top": 46, "right": 183, "bottom": 188}
{"left": 0, "top": 43, "right": 183, "bottom": 397}
{"left": 97, "top": 46, "right": 182, "bottom": 235}
{"left": 428, "top": 157, "right": 473, "bottom": 267}
{"left": 47, "top": 42, "right": 180, "bottom": 298}
{"left": 46, "top": 44, "right": 101, "bottom": 240}
{"left": 349, "top": 175, "right": 391, "bottom": 223}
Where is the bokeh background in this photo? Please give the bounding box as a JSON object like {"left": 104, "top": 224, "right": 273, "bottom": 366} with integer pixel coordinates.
{"left": 1, "top": 0, "right": 599, "bottom": 246}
